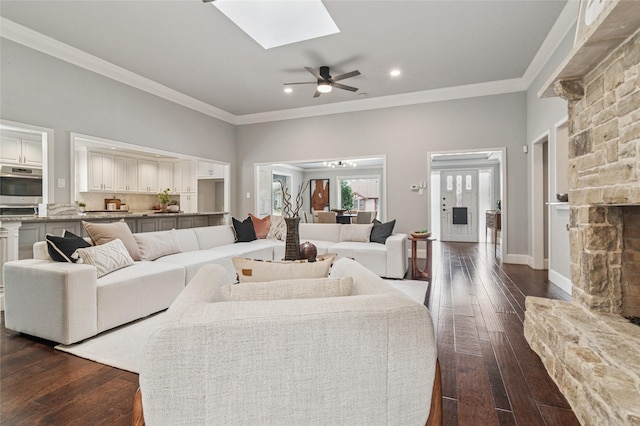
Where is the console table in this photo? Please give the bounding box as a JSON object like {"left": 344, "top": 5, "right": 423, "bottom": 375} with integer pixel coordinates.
{"left": 486, "top": 210, "right": 501, "bottom": 257}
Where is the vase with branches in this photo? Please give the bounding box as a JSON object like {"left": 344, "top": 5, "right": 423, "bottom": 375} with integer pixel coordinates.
{"left": 277, "top": 179, "right": 310, "bottom": 260}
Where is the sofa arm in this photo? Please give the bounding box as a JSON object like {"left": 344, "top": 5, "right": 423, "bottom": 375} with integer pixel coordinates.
{"left": 141, "top": 295, "right": 437, "bottom": 425}
{"left": 3, "top": 260, "right": 98, "bottom": 344}
{"left": 385, "top": 233, "right": 408, "bottom": 279}
{"left": 165, "top": 264, "right": 233, "bottom": 320}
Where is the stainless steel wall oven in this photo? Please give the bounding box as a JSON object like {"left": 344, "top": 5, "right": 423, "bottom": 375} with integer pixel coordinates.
{"left": 0, "top": 165, "right": 43, "bottom": 215}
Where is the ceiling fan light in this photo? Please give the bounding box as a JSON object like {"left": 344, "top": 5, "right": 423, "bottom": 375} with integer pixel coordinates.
{"left": 317, "top": 81, "right": 332, "bottom": 93}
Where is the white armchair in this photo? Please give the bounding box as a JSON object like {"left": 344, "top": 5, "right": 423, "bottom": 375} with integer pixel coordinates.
{"left": 136, "top": 259, "right": 442, "bottom": 425}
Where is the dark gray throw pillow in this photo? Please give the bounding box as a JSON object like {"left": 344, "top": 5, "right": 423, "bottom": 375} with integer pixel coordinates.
{"left": 46, "top": 230, "right": 92, "bottom": 262}
{"left": 370, "top": 219, "right": 396, "bottom": 244}
{"left": 232, "top": 216, "right": 257, "bottom": 242}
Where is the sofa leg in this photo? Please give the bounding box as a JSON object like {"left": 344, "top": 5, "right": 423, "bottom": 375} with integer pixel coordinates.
{"left": 132, "top": 388, "right": 145, "bottom": 426}
{"left": 426, "top": 358, "right": 443, "bottom": 426}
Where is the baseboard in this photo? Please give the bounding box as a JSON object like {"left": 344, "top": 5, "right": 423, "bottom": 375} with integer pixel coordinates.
{"left": 407, "top": 248, "right": 428, "bottom": 259}
{"left": 503, "top": 254, "right": 531, "bottom": 265}
{"left": 549, "top": 269, "right": 573, "bottom": 295}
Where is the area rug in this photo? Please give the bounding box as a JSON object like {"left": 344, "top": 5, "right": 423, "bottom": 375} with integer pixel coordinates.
{"left": 55, "top": 279, "right": 429, "bottom": 374}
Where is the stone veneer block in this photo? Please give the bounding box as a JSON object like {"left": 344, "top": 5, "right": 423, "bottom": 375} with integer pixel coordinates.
{"left": 524, "top": 297, "right": 640, "bottom": 426}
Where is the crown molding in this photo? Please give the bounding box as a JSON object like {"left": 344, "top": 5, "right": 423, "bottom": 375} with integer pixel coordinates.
{"left": 521, "top": 1, "right": 579, "bottom": 88}
{"left": 236, "top": 78, "right": 527, "bottom": 125}
{"left": 0, "top": 17, "right": 237, "bottom": 125}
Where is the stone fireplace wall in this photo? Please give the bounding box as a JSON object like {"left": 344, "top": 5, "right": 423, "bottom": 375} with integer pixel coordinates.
{"left": 566, "top": 28, "right": 640, "bottom": 315}
{"left": 623, "top": 207, "right": 640, "bottom": 317}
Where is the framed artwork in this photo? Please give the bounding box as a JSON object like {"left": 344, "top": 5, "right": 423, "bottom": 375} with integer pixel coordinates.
{"left": 310, "top": 179, "right": 330, "bottom": 211}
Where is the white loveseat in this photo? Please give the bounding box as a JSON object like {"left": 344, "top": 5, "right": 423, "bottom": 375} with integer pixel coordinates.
{"left": 137, "top": 259, "right": 441, "bottom": 425}
{"left": 3, "top": 223, "right": 407, "bottom": 344}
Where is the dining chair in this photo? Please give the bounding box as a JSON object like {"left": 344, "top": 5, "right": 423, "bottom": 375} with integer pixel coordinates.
{"left": 355, "top": 211, "right": 376, "bottom": 224}
{"left": 316, "top": 211, "right": 337, "bottom": 223}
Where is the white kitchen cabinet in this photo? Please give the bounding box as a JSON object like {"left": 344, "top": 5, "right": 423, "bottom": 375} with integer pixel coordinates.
{"left": 158, "top": 161, "right": 175, "bottom": 194}
{"left": 0, "top": 133, "right": 43, "bottom": 166}
{"left": 78, "top": 151, "right": 114, "bottom": 192}
{"left": 197, "top": 161, "right": 225, "bottom": 178}
{"left": 115, "top": 157, "right": 138, "bottom": 193}
{"left": 179, "top": 160, "right": 197, "bottom": 193}
{"left": 180, "top": 193, "right": 198, "bottom": 213}
{"left": 138, "top": 160, "right": 158, "bottom": 193}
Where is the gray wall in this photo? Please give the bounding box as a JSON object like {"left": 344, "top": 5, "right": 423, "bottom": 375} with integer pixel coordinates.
{"left": 0, "top": 40, "right": 237, "bottom": 207}
{"left": 237, "top": 92, "right": 529, "bottom": 256}
{"left": 526, "top": 24, "right": 575, "bottom": 268}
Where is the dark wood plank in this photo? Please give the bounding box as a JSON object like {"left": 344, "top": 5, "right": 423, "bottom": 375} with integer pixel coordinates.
{"left": 538, "top": 404, "right": 582, "bottom": 426}
{"left": 489, "top": 331, "right": 546, "bottom": 426}
{"left": 443, "top": 397, "right": 458, "bottom": 426}
{"left": 455, "top": 352, "right": 500, "bottom": 425}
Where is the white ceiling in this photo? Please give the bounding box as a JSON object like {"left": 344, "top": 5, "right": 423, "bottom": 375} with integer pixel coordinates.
{"left": 0, "top": 1, "right": 570, "bottom": 122}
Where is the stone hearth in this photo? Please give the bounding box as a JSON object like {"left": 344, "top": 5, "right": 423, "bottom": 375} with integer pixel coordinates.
{"left": 525, "top": 2, "right": 640, "bottom": 425}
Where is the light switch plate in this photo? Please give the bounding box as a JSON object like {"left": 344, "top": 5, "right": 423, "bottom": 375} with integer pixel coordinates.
{"left": 57, "top": 178, "right": 65, "bottom": 188}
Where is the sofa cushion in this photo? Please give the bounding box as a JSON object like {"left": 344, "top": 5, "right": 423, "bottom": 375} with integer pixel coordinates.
{"left": 155, "top": 249, "right": 231, "bottom": 283}
{"left": 96, "top": 261, "right": 185, "bottom": 332}
{"left": 300, "top": 223, "right": 341, "bottom": 242}
{"left": 370, "top": 219, "right": 396, "bottom": 244}
{"left": 134, "top": 230, "right": 182, "bottom": 261}
{"left": 173, "top": 229, "right": 200, "bottom": 252}
{"left": 46, "top": 231, "right": 91, "bottom": 262}
{"left": 83, "top": 219, "right": 141, "bottom": 261}
{"left": 249, "top": 213, "right": 271, "bottom": 239}
{"left": 330, "top": 242, "right": 387, "bottom": 277}
{"left": 232, "top": 255, "right": 335, "bottom": 283}
{"left": 219, "top": 277, "right": 353, "bottom": 301}
{"left": 232, "top": 217, "right": 257, "bottom": 242}
{"left": 193, "top": 226, "right": 236, "bottom": 250}
{"left": 74, "top": 239, "right": 135, "bottom": 278}
{"left": 339, "top": 224, "right": 374, "bottom": 242}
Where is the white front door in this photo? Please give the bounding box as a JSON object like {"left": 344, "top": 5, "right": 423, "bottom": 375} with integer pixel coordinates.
{"left": 440, "top": 170, "right": 478, "bottom": 242}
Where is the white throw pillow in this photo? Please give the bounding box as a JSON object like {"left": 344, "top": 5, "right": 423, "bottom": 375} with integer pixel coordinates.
{"left": 219, "top": 277, "right": 353, "bottom": 301}
{"left": 339, "top": 224, "right": 374, "bottom": 242}
{"left": 74, "top": 238, "right": 134, "bottom": 277}
{"left": 134, "top": 230, "right": 182, "bottom": 261}
{"left": 232, "top": 255, "right": 335, "bottom": 283}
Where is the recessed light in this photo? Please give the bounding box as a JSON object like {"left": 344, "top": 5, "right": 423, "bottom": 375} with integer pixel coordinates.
{"left": 111, "top": 147, "right": 117, "bottom": 150}
{"left": 390, "top": 69, "right": 401, "bottom": 77}
{"left": 284, "top": 87, "right": 293, "bottom": 94}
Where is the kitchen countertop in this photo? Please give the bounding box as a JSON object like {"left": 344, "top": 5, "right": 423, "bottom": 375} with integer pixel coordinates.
{"left": 0, "top": 211, "right": 229, "bottom": 222}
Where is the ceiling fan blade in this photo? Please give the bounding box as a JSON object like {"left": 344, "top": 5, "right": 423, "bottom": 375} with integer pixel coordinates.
{"left": 332, "top": 82, "right": 359, "bottom": 92}
{"left": 332, "top": 70, "right": 361, "bottom": 82}
{"left": 313, "top": 90, "right": 322, "bottom": 98}
{"left": 305, "top": 67, "right": 323, "bottom": 80}
{"left": 283, "top": 82, "right": 316, "bottom": 86}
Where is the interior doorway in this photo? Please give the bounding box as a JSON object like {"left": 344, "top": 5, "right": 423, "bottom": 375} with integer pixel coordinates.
{"left": 428, "top": 149, "right": 504, "bottom": 246}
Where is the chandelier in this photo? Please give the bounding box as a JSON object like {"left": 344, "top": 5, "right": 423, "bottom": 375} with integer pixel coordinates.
{"left": 324, "top": 160, "right": 356, "bottom": 168}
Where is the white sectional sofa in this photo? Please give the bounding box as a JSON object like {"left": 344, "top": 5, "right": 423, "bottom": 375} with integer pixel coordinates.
{"left": 3, "top": 223, "right": 407, "bottom": 344}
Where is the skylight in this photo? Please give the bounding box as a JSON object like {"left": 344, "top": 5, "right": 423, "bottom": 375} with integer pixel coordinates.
{"left": 212, "top": 0, "right": 340, "bottom": 49}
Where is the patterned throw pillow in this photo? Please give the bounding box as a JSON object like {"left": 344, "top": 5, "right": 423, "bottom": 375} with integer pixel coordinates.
{"left": 74, "top": 238, "right": 134, "bottom": 277}
{"left": 46, "top": 230, "right": 91, "bottom": 262}
{"left": 249, "top": 213, "right": 271, "bottom": 239}
{"left": 219, "top": 277, "right": 353, "bottom": 301}
{"left": 267, "top": 215, "right": 287, "bottom": 241}
{"left": 232, "top": 255, "right": 335, "bottom": 283}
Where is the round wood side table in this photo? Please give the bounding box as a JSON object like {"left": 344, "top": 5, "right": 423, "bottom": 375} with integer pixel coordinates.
{"left": 409, "top": 235, "right": 433, "bottom": 281}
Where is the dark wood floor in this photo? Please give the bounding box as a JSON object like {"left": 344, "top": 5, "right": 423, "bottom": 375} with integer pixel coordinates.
{"left": 1, "top": 241, "right": 578, "bottom": 425}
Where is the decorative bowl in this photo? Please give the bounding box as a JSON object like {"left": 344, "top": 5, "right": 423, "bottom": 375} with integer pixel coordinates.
{"left": 410, "top": 231, "right": 431, "bottom": 239}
